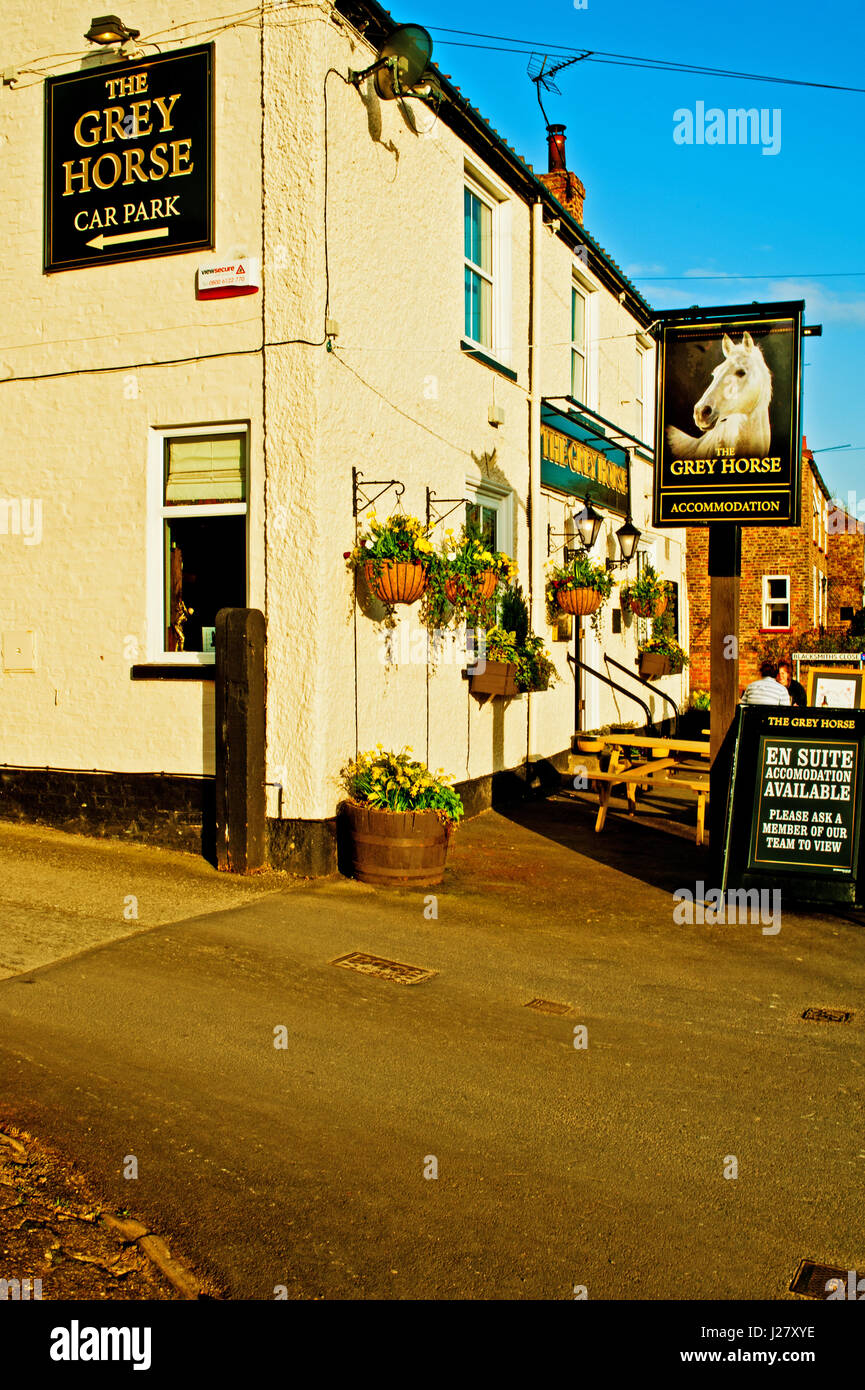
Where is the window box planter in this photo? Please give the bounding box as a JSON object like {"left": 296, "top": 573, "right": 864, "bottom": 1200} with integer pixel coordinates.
{"left": 363, "top": 560, "right": 427, "bottom": 605}
{"left": 467, "top": 659, "right": 519, "bottom": 698}
{"left": 555, "top": 587, "right": 603, "bottom": 617}
{"left": 340, "top": 801, "right": 452, "bottom": 887}
{"left": 638, "top": 651, "right": 672, "bottom": 678}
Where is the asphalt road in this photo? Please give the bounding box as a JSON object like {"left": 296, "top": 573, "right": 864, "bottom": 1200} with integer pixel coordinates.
{"left": 0, "top": 805, "right": 863, "bottom": 1300}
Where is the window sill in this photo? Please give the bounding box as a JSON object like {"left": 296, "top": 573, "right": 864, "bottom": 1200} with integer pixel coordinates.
{"left": 758, "top": 627, "right": 792, "bottom": 634}
{"left": 460, "top": 340, "right": 518, "bottom": 383}
{"left": 131, "top": 664, "right": 216, "bottom": 681}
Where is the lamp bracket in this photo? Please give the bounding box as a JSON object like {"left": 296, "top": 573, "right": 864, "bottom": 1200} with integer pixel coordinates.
{"left": 426, "top": 489, "right": 467, "bottom": 529}
{"left": 352, "top": 468, "right": 404, "bottom": 518}
{"left": 546, "top": 524, "right": 585, "bottom": 560}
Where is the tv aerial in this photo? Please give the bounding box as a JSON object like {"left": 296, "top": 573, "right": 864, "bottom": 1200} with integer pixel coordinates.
{"left": 527, "top": 52, "right": 591, "bottom": 130}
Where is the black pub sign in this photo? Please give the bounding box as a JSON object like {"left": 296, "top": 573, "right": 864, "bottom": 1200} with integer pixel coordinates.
{"left": 652, "top": 301, "right": 803, "bottom": 528}
{"left": 44, "top": 44, "right": 213, "bottom": 273}
{"left": 722, "top": 706, "right": 865, "bottom": 906}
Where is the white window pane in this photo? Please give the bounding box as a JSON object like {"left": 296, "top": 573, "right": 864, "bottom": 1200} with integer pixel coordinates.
{"left": 166, "top": 436, "right": 245, "bottom": 505}
{"left": 572, "top": 286, "right": 586, "bottom": 351}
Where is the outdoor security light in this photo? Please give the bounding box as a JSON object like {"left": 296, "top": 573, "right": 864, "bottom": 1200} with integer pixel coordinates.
{"left": 84, "top": 14, "right": 140, "bottom": 45}
{"left": 573, "top": 495, "right": 603, "bottom": 552}
{"left": 605, "top": 514, "right": 641, "bottom": 570}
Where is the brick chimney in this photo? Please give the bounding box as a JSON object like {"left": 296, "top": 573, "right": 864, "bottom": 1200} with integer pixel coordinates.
{"left": 538, "top": 124, "right": 585, "bottom": 224}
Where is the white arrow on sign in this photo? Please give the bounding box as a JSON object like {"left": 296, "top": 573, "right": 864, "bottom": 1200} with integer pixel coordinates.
{"left": 86, "top": 227, "right": 170, "bottom": 250}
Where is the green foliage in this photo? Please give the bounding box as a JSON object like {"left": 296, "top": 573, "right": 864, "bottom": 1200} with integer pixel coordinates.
{"left": 345, "top": 511, "right": 434, "bottom": 568}
{"left": 340, "top": 747, "right": 464, "bottom": 826}
{"left": 499, "top": 582, "right": 530, "bottom": 648}
{"left": 621, "top": 563, "right": 670, "bottom": 613}
{"left": 545, "top": 554, "right": 614, "bottom": 633}
{"left": 690, "top": 689, "right": 710, "bottom": 711}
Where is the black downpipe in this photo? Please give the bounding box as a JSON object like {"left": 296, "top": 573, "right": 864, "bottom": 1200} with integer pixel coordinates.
{"left": 602, "top": 652, "right": 680, "bottom": 738}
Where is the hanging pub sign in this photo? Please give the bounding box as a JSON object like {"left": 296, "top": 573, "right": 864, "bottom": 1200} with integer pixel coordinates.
{"left": 540, "top": 402, "right": 630, "bottom": 516}
{"left": 721, "top": 705, "right": 865, "bottom": 907}
{"left": 44, "top": 44, "right": 213, "bottom": 273}
{"left": 652, "top": 301, "right": 803, "bottom": 527}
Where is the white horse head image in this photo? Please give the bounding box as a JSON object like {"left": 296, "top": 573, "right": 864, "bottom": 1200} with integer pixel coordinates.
{"left": 666, "top": 332, "right": 773, "bottom": 459}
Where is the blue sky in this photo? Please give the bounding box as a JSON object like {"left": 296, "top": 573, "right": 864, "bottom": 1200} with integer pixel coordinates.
{"left": 408, "top": 0, "right": 865, "bottom": 500}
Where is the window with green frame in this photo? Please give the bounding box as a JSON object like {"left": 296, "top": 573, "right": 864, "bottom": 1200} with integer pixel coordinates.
{"left": 464, "top": 184, "right": 493, "bottom": 348}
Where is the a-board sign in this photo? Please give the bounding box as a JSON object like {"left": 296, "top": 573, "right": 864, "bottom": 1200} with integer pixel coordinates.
{"left": 722, "top": 705, "right": 865, "bottom": 905}
{"left": 44, "top": 44, "right": 213, "bottom": 273}
{"left": 652, "top": 301, "right": 803, "bottom": 527}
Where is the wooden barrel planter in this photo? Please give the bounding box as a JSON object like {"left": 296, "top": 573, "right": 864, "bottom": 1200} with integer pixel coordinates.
{"left": 626, "top": 593, "right": 667, "bottom": 619}
{"left": 364, "top": 560, "right": 428, "bottom": 605}
{"left": 445, "top": 569, "right": 498, "bottom": 605}
{"left": 468, "top": 659, "right": 519, "bottom": 699}
{"left": 340, "top": 801, "right": 451, "bottom": 886}
{"left": 556, "top": 587, "right": 602, "bottom": 616}
{"left": 638, "top": 651, "right": 672, "bottom": 678}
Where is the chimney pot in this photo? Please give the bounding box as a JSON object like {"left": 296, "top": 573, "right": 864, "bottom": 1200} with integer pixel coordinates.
{"left": 547, "top": 123, "right": 567, "bottom": 173}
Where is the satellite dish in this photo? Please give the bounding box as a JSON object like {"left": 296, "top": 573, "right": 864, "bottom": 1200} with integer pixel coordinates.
{"left": 372, "top": 24, "right": 433, "bottom": 100}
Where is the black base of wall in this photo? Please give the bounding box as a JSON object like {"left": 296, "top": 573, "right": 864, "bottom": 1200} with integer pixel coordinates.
{"left": 0, "top": 751, "right": 572, "bottom": 876}
{"left": 0, "top": 768, "right": 215, "bottom": 858}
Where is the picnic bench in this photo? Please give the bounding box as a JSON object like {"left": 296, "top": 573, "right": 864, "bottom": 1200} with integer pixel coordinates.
{"left": 568, "top": 734, "right": 711, "bottom": 839}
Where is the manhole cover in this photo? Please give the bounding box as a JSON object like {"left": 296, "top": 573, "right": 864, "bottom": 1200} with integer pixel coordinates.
{"left": 525, "top": 998, "right": 572, "bottom": 1016}
{"left": 790, "top": 1259, "right": 859, "bottom": 1299}
{"left": 331, "top": 952, "right": 437, "bottom": 985}
{"left": 801, "top": 1007, "right": 853, "bottom": 1023}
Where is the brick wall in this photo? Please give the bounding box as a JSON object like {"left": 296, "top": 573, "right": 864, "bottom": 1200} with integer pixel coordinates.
{"left": 686, "top": 455, "right": 830, "bottom": 693}
{"left": 827, "top": 510, "right": 865, "bottom": 622}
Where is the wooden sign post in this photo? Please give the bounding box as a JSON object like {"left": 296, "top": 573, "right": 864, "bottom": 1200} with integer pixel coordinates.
{"left": 709, "top": 526, "right": 741, "bottom": 875}
{"left": 215, "top": 607, "right": 266, "bottom": 874}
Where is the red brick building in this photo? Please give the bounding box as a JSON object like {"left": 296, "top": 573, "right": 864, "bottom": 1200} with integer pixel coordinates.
{"left": 827, "top": 506, "right": 865, "bottom": 625}
{"left": 686, "top": 440, "right": 835, "bottom": 691}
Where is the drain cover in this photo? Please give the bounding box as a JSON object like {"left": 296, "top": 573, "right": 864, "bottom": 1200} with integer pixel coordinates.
{"left": 790, "top": 1259, "right": 857, "bottom": 1299}
{"left": 331, "top": 952, "right": 437, "bottom": 985}
{"left": 801, "top": 1007, "right": 853, "bottom": 1023}
{"left": 525, "top": 998, "right": 572, "bottom": 1016}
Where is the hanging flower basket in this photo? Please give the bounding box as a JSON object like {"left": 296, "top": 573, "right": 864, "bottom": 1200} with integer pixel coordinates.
{"left": 364, "top": 560, "right": 428, "bottom": 605}
{"left": 555, "top": 586, "right": 603, "bottom": 617}
{"left": 626, "top": 593, "right": 667, "bottom": 619}
{"left": 445, "top": 568, "right": 498, "bottom": 605}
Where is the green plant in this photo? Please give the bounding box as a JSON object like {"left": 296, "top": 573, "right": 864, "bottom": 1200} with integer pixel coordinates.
{"left": 517, "top": 633, "right": 558, "bottom": 692}
{"left": 620, "top": 563, "right": 670, "bottom": 614}
{"left": 639, "top": 632, "right": 690, "bottom": 673}
{"left": 690, "top": 689, "right": 710, "bottom": 711}
{"left": 423, "top": 524, "right": 518, "bottom": 631}
{"left": 344, "top": 511, "right": 434, "bottom": 571}
{"left": 340, "top": 747, "right": 464, "bottom": 827}
{"left": 484, "top": 625, "right": 520, "bottom": 665}
{"left": 545, "top": 554, "right": 614, "bottom": 633}
{"left": 499, "top": 582, "right": 530, "bottom": 648}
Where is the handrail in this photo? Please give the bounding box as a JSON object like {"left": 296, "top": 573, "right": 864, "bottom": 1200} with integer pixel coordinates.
{"left": 603, "top": 652, "right": 679, "bottom": 738}
{"left": 567, "top": 650, "right": 653, "bottom": 733}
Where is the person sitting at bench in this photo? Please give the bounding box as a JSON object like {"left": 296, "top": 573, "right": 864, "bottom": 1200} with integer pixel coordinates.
{"left": 740, "top": 660, "right": 791, "bottom": 706}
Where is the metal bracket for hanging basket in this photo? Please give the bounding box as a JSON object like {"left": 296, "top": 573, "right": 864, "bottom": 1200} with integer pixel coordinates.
{"left": 426, "top": 488, "right": 468, "bottom": 529}
{"left": 352, "top": 467, "right": 405, "bottom": 518}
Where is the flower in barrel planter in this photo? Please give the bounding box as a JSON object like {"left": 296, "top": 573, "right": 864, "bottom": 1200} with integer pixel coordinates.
{"left": 545, "top": 554, "right": 613, "bottom": 633}
{"left": 339, "top": 747, "right": 464, "bottom": 886}
{"left": 344, "top": 512, "right": 434, "bottom": 614}
{"left": 620, "top": 563, "right": 670, "bottom": 619}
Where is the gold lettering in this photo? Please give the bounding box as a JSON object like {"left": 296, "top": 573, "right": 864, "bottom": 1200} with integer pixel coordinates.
{"left": 92, "top": 152, "right": 122, "bottom": 189}
{"left": 73, "top": 110, "right": 101, "bottom": 147}
{"left": 101, "top": 106, "right": 127, "bottom": 144}
{"left": 153, "top": 93, "right": 181, "bottom": 132}
{"left": 148, "top": 143, "right": 170, "bottom": 180}
{"left": 62, "top": 158, "right": 91, "bottom": 195}
{"left": 129, "top": 100, "right": 152, "bottom": 138}
{"left": 123, "top": 148, "right": 149, "bottom": 184}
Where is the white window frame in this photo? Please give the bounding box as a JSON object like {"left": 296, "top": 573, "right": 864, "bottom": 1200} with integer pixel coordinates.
{"left": 146, "top": 422, "right": 249, "bottom": 664}
{"left": 570, "top": 264, "right": 599, "bottom": 410}
{"left": 571, "top": 281, "right": 588, "bottom": 403}
{"left": 762, "top": 573, "right": 791, "bottom": 630}
{"left": 463, "top": 165, "right": 512, "bottom": 366}
{"left": 464, "top": 477, "right": 513, "bottom": 558}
